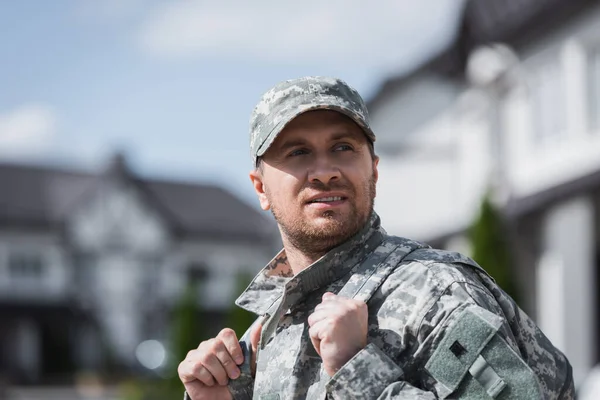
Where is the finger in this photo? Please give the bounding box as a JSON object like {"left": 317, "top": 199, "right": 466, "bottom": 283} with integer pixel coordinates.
{"left": 314, "top": 301, "right": 339, "bottom": 312}
{"left": 250, "top": 323, "right": 262, "bottom": 378}
{"left": 178, "top": 350, "right": 217, "bottom": 387}
{"left": 213, "top": 340, "right": 241, "bottom": 380}
{"left": 218, "top": 328, "right": 244, "bottom": 366}
{"left": 307, "top": 309, "right": 331, "bottom": 326}
{"left": 322, "top": 292, "right": 337, "bottom": 301}
{"left": 308, "top": 319, "right": 329, "bottom": 341}
{"left": 178, "top": 350, "right": 215, "bottom": 386}
{"left": 201, "top": 350, "right": 230, "bottom": 386}
{"left": 192, "top": 363, "right": 217, "bottom": 387}
{"left": 250, "top": 322, "right": 262, "bottom": 353}
{"left": 178, "top": 352, "right": 199, "bottom": 384}
{"left": 308, "top": 323, "right": 325, "bottom": 356}
{"left": 310, "top": 335, "right": 321, "bottom": 356}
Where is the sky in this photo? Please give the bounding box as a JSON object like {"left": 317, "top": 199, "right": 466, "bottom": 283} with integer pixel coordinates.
{"left": 0, "top": 0, "right": 463, "bottom": 203}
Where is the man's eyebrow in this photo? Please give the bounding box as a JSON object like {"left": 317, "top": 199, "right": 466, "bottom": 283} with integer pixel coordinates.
{"left": 329, "top": 131, "right": 363, "bottom": 141}
{"left": 278, "top": 139, "right": 308, "bottom": 152}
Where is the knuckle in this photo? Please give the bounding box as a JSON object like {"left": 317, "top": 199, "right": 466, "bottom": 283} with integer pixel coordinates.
{"left": 221, "top": 357, "right": 233, "bottom": 367}
{"left": 198, "top": 352, "right": 212, "bottom": 364}
{"left": 191, "top": 361, "right": 205, "bottom": 376}
{"left": 205, "top": 338, "right": 219, "bottom": 352}
{"left": 219, "top": 328, "right": 236, "bottom": 340}
{"left": 213, "top": 340, "right": 226, "bottom": 354}
{"left": 197, "top": 339, "right": 211, "bottom": 351}
{"left": 348, "top": 300, "right": 360, "bottom": 310}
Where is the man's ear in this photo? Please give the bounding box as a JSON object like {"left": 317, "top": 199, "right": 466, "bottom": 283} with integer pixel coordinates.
{"left": 249, "top": 169, "right": 271, "bottom": 211}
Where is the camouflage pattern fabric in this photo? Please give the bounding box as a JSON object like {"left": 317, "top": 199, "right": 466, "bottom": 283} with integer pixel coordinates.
{"left": 249, "top": 76, "right": 375, "bottom": 166}
{"left": 216, "top": 212, "right": 574, "bottom": 399}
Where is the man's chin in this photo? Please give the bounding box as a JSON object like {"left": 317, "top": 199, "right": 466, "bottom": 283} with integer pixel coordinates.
{"left": 307, "top": 213, "right": 344, "bottom": 227}
{"left": 304, "top": 216, "right": 352, "bottom": 237}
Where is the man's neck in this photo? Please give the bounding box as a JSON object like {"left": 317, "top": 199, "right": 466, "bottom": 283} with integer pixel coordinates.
{"left": 280, "top": 236, "right": 327, "bottom": 275}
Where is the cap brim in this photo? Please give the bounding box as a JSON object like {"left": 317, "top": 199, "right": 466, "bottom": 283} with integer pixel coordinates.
{"left": 255, "top": 103, "right": 376, "bottom": 160}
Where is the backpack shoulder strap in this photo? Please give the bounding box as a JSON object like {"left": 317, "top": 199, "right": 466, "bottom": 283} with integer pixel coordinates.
{"left": 316, "top": 236, "right": 428, "bottom": 398}
{"left": 337, "top": 236, "right": 429, "bottom": 303}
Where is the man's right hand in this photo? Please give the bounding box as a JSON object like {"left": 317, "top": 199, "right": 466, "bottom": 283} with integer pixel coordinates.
{"left": 178, "top": 324, "right": 262, "bottom": 400}
{"left": 178, "top": 328, "right": 242, "bottom": 400}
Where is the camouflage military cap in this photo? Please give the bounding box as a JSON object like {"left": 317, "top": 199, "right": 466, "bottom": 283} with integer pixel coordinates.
{"left": 250, "top": 76, "right": 376, "bottom": 165}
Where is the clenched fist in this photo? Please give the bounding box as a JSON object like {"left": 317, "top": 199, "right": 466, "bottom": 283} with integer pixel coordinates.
{"left": 307, "top": 292, "right": 368, "bottom": 377}
{"left": 178, "top": 324, "right": 262, "bottom": 400}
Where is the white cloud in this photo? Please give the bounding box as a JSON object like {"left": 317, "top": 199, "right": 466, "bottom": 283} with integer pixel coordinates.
{"left": 0, "top": 104, "right": 58, "bottom": 157}
{"left": 137, "top": 1, "right": 462, "bottom": 70}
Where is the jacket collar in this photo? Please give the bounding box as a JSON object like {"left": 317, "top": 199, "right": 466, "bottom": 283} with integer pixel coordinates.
{"left": 236, "top": 212, "right": 386, "bottom": 315}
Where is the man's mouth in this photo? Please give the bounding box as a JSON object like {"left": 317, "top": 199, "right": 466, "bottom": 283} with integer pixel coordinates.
{"left": 308, "top": 196, "right": 345, "bottom": 203}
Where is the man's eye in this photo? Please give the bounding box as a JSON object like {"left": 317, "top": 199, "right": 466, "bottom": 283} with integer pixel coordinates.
{"left": 289, "top": 149, "right": 309, "bottom": 157}
{"left": 334, "top": 144, "right": 353, "bottom": 152}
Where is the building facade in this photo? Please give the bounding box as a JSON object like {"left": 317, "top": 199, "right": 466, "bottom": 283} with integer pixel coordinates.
{"left": 0, "top": 154, "right": 277, "bottom": 384}
{"left": 370, "top": 0, "right": 600, "bottom": 387}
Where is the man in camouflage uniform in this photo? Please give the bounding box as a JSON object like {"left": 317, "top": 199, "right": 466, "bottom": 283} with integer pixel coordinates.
{"left": 179, "top": 76, "right": 574, "bottom": 399}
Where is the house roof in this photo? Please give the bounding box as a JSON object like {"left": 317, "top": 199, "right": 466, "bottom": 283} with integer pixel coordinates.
{"left": 0, "top": 157, "right": 275, "bottom": 243}
{"left": 367, "top": 0, "right": 597, "bottom": 111}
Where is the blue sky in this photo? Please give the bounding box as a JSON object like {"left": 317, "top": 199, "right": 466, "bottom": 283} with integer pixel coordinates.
{"left": 0, "top": 0, "right": 462, "bottom": 203}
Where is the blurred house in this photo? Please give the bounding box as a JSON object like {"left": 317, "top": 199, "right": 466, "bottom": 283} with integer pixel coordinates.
{"left": 371, "top": 0, "right": 600, "bottom": 387}
{"left": 0, "top": 154, "right": 277, "bottom": 384}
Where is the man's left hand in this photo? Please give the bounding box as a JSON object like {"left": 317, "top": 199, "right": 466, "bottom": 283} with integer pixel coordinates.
{"left": 307, "top": 292, "right": 368, "bottom": 377}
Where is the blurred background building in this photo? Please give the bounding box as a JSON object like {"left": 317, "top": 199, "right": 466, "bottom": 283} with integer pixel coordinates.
{"left": 373, "top": 0, "right": 600, "bottom": 388}
{"left": 0, "top": 153, "right": 277, "bottom": 387}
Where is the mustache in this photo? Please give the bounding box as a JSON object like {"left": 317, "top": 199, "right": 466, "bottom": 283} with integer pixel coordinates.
{"left": 303, "top": 180, "right": 353, "bottom": 192}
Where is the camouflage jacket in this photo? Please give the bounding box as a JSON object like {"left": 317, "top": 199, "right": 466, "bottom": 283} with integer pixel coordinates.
{"left": 187, "top": 213, "right": 574, "bottom": 399}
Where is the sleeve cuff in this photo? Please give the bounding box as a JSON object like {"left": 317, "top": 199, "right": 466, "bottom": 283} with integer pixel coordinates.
{"left": 326, "top": 343, "right": 403, "bottom": 399}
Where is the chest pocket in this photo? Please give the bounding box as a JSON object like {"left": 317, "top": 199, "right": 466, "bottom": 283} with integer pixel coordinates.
{"left": 425, "top": 307, "right": 542, "bottom": 399}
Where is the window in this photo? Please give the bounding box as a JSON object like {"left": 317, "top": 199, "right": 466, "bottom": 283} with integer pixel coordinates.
{"left": 588, "top": 47, "right": 600, "bottom": 131}
{"left": 8, "top": 251, "right": 45, "bottom": 281}
{"left": 532, "top": 62, "right": 566, "bottom": 144}
{"left": 186, "top": 262, "right": 210, "bottom": 304}
{"left": 187, "top": 263, "right": 209, "bottom": 289}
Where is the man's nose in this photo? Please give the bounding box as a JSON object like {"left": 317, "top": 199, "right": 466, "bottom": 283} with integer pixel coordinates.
{"left": 308, "top": 157, "right": 341, "bottom": 185}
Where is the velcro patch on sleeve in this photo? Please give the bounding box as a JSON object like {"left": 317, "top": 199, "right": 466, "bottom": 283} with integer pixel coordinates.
{"left": 425, "top": 307, "right": 542, "bottom": 399}
{"left": 424, "top": 307, "right": 501, "bottom": 397}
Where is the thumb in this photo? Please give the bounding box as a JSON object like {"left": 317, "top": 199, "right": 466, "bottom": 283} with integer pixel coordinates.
{"left": 250, "top": 322, "right": 262, "bottom": 352}
{"left": 250, "top": 322, "right": 262, "bottom": 378}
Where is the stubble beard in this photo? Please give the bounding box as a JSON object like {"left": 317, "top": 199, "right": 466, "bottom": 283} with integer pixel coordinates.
{"left": 268, "top": 176, "right": 376, "bottom": 258}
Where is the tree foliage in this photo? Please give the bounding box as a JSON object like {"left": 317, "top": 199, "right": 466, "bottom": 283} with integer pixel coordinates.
{"left": 469, "top": 194, "right": 519, "bottom": 304}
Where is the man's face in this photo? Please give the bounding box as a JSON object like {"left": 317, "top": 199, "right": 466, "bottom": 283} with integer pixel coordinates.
{"left": 250, "top": 110, "right": 379, "bottom": 255}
